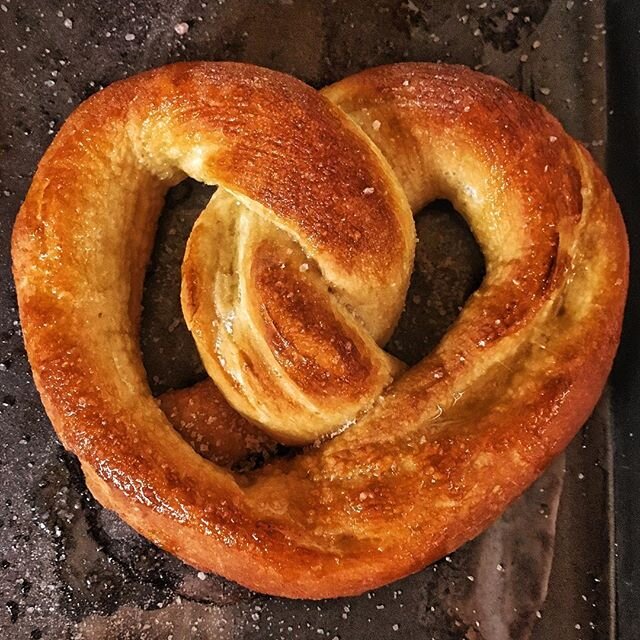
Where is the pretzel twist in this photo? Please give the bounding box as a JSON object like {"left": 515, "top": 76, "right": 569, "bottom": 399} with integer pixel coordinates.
{"left": 12, "top": 62, "right": 628, "bottom": 598}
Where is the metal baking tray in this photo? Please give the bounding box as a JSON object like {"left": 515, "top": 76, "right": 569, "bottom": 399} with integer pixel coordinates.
{"left": 1, "top": 1, "right": 632, "bottom": 638}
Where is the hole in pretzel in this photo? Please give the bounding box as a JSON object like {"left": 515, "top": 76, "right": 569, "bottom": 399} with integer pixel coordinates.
{"left": 141, "top": 179, "right": 214, "bottom": 394}
{"left": 387, "top": 199, "right": 485, "bottom": 365}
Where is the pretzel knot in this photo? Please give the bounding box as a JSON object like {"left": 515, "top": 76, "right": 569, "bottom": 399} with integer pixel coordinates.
{"left": 12, "top": 62, "right": 627, "bottom": 598}
{"left": 180, "top": 80, "right": 413, "bottom": 444}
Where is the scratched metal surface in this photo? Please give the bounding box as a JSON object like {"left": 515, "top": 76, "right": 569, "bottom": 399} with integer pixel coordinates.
{"left": 0, "top": 1, "right": 613, "bottom": 639}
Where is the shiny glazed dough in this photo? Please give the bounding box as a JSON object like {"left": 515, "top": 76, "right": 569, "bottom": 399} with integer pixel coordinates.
{"left": 12, "top": 62, "right": 628, "bottom": 598}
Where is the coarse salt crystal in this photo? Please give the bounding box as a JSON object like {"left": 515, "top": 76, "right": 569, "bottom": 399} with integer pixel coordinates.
{"left": 372, "top": 119, "right": 381, "bottom": 131}
{"left": 174, "top": 22, "right": 189, "bottom": 35}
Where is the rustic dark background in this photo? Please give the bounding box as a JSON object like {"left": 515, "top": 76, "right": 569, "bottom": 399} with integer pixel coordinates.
{"left": 607, "top": 1, "right": 640, "bottom": 639}
{"left": 0, "top": 0, "right": 637, "bottom": 638}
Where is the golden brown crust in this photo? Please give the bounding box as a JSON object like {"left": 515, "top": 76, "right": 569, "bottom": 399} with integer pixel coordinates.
{"left": 156, "top": 380, "right": 277, "bottom": 469}
{"left": 12, "top": 62, "right": 628, "bottom": 598}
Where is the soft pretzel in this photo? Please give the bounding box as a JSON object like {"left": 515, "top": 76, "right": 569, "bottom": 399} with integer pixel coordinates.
{"left": 12, "top": 62, "right": 628, "bottom": 598}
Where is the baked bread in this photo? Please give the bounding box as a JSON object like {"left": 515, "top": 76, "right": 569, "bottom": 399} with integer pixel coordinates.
{"left": 12, "top": 62, "right": 628, "bottom": 598}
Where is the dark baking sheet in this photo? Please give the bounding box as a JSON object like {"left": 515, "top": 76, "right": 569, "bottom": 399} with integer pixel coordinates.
{"left": 607, "top": 2, "right": 640, "bottom": 639}
{"left": 0, "top": 1, "right": 623, "bottom": 638}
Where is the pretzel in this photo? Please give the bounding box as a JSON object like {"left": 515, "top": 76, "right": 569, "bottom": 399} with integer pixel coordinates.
{"left": 12, "top": 62, "right": 628, "bottom": 598}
